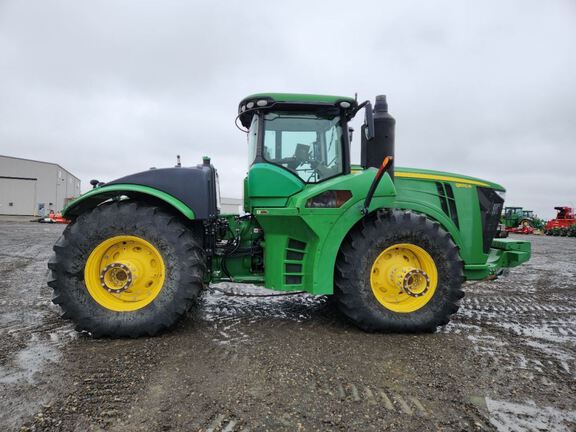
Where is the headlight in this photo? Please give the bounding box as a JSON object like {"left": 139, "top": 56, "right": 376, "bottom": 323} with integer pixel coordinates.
{"left": 306, "top": 190, "right": 352, "bottom": 208}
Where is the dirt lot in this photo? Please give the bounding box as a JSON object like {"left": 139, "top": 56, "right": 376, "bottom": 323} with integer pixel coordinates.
{"left": 0, "top": 221, "right": 575, "bottom": 431}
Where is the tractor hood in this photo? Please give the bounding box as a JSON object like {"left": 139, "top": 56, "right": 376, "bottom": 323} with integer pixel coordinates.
{"left": 394, "top": 167, "right": 505, "bottom": 191}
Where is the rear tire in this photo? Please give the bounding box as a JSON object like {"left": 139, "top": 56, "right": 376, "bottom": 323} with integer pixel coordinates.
{"left": 48, "top": 201, "right": 206, "bottom": 337}
{"left": 334, "top": 210, "right": 464, "bottom": 332}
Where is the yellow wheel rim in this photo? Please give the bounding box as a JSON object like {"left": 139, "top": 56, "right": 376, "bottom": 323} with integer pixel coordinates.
{"left": 84, "top": 235, "right": 165, "bottom": 312}
{"left": 370, "top": 243, "right": 438, "bottom": 313}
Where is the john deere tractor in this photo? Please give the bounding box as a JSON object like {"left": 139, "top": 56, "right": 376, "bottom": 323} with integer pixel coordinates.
{"left": 501, "top": 207, "right": 543, "bottom": 230}
{"left": 49, "top": 93, "right": 531, "bottom": 337}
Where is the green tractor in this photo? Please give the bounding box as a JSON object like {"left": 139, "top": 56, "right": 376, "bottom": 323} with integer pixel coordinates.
{"left": 501, "top": 207, "right": 543, "bottom": 230}
{"left": 520, "top": 210, "right": 545, "bottom": 230}
{"left": 49, "top": 93, "right": 531, "bottom": 337}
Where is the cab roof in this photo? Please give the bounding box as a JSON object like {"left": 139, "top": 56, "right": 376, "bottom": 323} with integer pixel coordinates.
{"left": 238, "top": 93, "right": 357, "bottom": 127}
{"left": 240, "top": 92, "right": 356, "bottom": 106}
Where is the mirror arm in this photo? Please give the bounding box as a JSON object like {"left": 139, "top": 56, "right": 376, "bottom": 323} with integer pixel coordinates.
{"left": 352, "top": 100, "right": 370, "bottom": 117}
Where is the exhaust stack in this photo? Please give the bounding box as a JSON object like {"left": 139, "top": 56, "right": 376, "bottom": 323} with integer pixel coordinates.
{"left": 361, "top": 95, "right": 396, "bottom": 180}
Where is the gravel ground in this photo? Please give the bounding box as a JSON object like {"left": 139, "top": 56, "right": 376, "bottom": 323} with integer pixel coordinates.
{"left": 0, "top": 221, "right": 575, "bottom": 431}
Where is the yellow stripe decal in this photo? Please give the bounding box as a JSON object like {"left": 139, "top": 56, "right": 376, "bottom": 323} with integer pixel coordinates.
{"left": 396, "top": 172, "right": 490, "bottom": 187}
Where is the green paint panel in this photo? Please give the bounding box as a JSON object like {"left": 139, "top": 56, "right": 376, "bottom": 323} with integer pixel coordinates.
{"left": 253, "top": 168, "right": 399, "bottom": 294}
{"left": 395, "top": 166, "right": 505, "bottom": 191}
{"left": 353, "top": 165, "right": 505, "bottom": 191}
{"left": 242, "top": 163, "right": 529, "bottom": 294}
{"left": 465, "top": 238, "right": 531, "bottom": 279}
{"left": 247, "top": 164, "right": 304, "bottom": 210}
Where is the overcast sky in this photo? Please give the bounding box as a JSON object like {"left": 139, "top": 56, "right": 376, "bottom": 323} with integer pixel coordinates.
{"left": 1, "top": 1, "right": 574, "bottom": 218}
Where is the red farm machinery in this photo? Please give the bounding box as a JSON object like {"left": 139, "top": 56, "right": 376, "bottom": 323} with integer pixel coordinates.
{"left": 544, "top": 207, "right": 576, "bottom": 237}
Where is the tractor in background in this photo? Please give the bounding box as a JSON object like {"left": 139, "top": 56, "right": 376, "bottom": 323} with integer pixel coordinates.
{"left": 544, "top": 207, "right": 576, "bottom": 237}
{"left": 500, "top": 207, "right": 544, "bottom": 234}
{"left": 520, "top": 210, "right": 545, "bottom": 230}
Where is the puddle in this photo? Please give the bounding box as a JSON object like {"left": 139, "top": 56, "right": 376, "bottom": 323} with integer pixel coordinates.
{"left": 486, "top": 398, "right": 576, "bottom": 432}
{"left": 200, "top": 283, "right": 327, "bottom": 323}
{"left": 0, "top": 336, "right": 61, "bottom": 385}
{"left": 198, "top": 283, "right": 336, "bottom": 349}
{"left": 439, "top": 321, "right": 483, "bottom": 334}
{"left": 522, "top": 339, "right": 574, "bottom": 376}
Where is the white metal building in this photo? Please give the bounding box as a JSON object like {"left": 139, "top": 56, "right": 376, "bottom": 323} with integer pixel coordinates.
{"left": 0, "top": 155, "right": 81, "bottom": 216}
{"left": 220, "top": 197, "right": 243, "bottom": 214}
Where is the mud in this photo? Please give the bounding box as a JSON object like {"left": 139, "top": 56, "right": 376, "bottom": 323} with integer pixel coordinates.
{"left": 0, "top": 222, "right": 574, "bottom": 431}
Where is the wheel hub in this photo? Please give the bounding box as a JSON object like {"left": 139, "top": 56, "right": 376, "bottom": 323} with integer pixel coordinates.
{"left": 390, "top": 267, "right": 430, "bottom": 297}
{"left": 85, "top": 235, "right": 165, "bottom": 312}
{"left": 369, "top": 243, "right": 438, "bottom": 313}
{"left": 100, "top": 263, "right": 133, "bottom": 293}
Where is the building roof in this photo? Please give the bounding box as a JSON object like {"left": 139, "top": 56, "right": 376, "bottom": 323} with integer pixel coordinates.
{"left": 0, "top": 154, "right": 80, "bottom": 180}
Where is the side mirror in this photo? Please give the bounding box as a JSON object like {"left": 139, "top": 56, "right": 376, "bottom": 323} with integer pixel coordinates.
{"left": 364, "top": 102, "right": 375, "bottom": 140}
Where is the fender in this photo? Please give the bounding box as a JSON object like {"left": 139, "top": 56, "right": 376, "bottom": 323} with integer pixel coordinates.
{"left": 307, "top": 197, "right": 464, "bottom": 295}
{"left": 62, "top": 184, "right": 196, "bottom": 220}
{"left": 64, "top": 165, "right": 218, "bottom": 220}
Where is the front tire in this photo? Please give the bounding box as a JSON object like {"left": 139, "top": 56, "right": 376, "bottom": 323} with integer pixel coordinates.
{"left": 48, "top": 201, "right": 206, "bottom": 337}
{"left": 334, "top": 210, "right": 464, "bottom": 332}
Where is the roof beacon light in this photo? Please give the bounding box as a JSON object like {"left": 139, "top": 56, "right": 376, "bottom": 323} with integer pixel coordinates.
{"left": 256, "top": 99, "right": 268, "bottom": 107}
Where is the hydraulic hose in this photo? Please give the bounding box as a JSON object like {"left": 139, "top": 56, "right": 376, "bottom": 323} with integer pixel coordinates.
{"left": 362, "top": 156, "right": 393, "bottom": 216}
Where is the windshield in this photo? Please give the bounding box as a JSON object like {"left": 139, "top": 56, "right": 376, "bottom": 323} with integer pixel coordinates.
{"left": 262, "top": 112, "right": 344, "bottom": 182}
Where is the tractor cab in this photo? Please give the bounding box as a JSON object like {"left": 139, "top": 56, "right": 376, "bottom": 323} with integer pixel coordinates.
{"left": 238, "top": 94, "right": 358, "bottom": 211}
{"left": 238, "top": 94, "right": 356, "bottom": 184}
{"left": 237, "top": 93, "right": 395, "bottom": 212}
{"left": 504, "top": 207, "right": 523, "bottom": 218}
{"left": 555, "top": 206, "right": 574, "bottom": 220}
{"left": 522, "top": 210, "right": 534, "bottom": 219}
